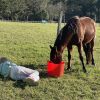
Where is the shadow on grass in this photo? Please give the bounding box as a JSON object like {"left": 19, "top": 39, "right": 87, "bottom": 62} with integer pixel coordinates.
{"left": 21, "top": 64, "right": 37, "bottom": 70}
{"left": 13, "top": 79, "right": 39, "bottom": 89}
{"left": 13, "top": 80, "right": 27, "bottom": 89}
{"left": 12, "top": 64, "right": 49, "bottom": 89}
{"left": 8, "top": 64, "right": 47, "bottom": 89}
{"left": 0, "top": 76, "right": 26, "bottom": 89}
{"left": 0, "top": 63, "right": 60, "bottom": 89}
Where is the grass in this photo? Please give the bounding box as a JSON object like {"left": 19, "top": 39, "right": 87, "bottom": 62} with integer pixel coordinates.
{"left": 0, "top": 21, "right": 100, "bottom": 100}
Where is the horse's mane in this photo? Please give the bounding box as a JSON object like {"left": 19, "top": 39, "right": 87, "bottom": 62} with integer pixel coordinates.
{"left": 54, "top": 16, "right": 80, "bottom": 47}
{"left": 54, "top": 25, "right": 67, "bottom": 47}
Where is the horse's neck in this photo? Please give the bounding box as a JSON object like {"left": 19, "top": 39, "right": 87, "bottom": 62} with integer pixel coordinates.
{"left": 57, "top": 45, "right": 66, "bottom": 53}
{"left": 54, "top": 34, "right": 66, "bottom": 53}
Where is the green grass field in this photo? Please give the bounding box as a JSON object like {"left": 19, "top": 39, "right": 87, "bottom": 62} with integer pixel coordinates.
{"left": 0, "top": 21, "right": 100, "bottom": 100}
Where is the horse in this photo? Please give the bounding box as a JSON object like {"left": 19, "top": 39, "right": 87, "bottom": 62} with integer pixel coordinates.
{"left": 50, "top": 16, "right": 96, "bottom": 73}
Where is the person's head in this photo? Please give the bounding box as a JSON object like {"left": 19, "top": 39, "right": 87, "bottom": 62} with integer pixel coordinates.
{"left": 0, "top": 57, "right": 8, "bottom": 64}
{"left": 50, "top": 45, "right": 62, "bottom": 64}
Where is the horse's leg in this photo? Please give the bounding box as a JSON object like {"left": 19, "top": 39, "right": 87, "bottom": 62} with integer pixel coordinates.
{"left": 77, "top": 43, "right": 87, "bottom": 73}
{"left": 83, "top": 43, "right": 92, "bottom": 65}
{"left": 83, "top": 44, "right": 89, "bottom": 64}
{"left": 87, "top": 43, "right": 92, "bottom": 64}
{"left": 67, "top": 46, "right": 72, "bottom": 70}
{"left": 90, "top": 39, "right": 95, "bottom": 66}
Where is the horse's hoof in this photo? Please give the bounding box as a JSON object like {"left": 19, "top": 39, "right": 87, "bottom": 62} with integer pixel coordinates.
{"left": 86, "top": 63, "right": 89, "bottom": 65}
{"left": 92, "top": 63, "right": 95, "bottom": 66}
{"left": 67, "top": 67, "right": 72, "bottom": 71}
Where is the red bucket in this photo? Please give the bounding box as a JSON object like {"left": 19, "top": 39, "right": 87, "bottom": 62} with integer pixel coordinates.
{"left": 47, "top": 61, "right": 65, "bottom": 77}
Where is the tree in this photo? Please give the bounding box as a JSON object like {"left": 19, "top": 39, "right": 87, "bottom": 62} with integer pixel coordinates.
{"left": 96, "top": 0, "right": 100, "bottom": 22}
{"left": 32, "top": 0, "right": 49, "bottom": 20}
{"left": 0, "top": 0, "right": 99, "bottom": 22}
{"left": 1, "top": 0, "right": 27, "bottom": 20}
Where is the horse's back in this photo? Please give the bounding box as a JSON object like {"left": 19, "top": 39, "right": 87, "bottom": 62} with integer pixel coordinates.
{"left": 79, "top": 17, "right": 96, "bottom": 44}
{"left": 80, "top": 17, "right": 96, "bottom": 34}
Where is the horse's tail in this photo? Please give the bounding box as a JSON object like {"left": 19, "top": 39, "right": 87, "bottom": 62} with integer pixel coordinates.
{"left": 90, "top": 18, "right": 96, "bottom": 45}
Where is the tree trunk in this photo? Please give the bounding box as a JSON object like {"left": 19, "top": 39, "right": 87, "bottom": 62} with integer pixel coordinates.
{"left": 57, "top": 11, "right": 63, "bottom": 35}
{"left": 27, "top": 16, "right": 29, "bottom": 21}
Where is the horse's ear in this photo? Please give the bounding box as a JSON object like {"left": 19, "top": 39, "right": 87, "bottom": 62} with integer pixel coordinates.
{"left": 50, "top": 45, "right": 53, "bottom": 49}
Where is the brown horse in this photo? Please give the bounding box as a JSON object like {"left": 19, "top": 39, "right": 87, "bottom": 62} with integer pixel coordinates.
{"left": 50, "top": 16, "right": 96, "bottom": 72}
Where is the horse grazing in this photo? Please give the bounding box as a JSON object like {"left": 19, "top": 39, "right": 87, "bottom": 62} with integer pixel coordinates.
{"left": 50, "top": 16, "right": 96, "bottom": 72}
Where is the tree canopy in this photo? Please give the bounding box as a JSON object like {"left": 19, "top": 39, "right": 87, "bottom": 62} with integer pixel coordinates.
{"left": 0, "top": 0, "right": 99, "bottom": 22}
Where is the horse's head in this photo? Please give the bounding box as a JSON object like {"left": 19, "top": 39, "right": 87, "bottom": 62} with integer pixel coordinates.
{"left": 50, "top": 45, "right": 62, "bottom": 64}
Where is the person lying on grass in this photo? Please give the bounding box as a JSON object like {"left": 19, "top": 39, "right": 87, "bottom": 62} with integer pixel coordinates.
{"left": 0, "top": 57, "right": 40, "bottom": 86}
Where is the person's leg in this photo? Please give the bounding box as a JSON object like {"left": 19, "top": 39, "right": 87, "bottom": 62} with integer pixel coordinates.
{"left": 20, "top": 67, "right": 40, "bottom": 85}
{"left": 18, "top": 66, "right": 38, "bottom": 75}
{"left": 28, "top": 72, "right": 40, "bottom": 82}
{"left": 23, "top": 72, "right": 39, "bottom": 86}
{"left": 10, "top": 65, "right": 39, "bottom": 81}
{"left": 10, "top": 65, "right": 40, "bottom": 86}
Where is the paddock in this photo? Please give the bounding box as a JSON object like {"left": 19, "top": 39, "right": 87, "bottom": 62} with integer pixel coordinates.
{"left": 0, "top": 21, "right": 100, "bottom": 100}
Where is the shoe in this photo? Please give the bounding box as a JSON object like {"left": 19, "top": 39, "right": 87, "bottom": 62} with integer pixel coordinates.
{"left": 23, "top": 77, "right": 38, "bottom": 86}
